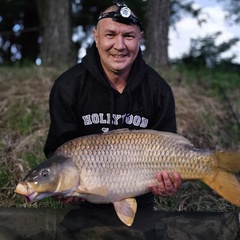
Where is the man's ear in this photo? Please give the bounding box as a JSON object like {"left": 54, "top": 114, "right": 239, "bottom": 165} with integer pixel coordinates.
{"left": 139, "top": 31, "right": 144, "bottom": 43}
{"left": 93, "top": 28, "right": 98, "bottom": 46}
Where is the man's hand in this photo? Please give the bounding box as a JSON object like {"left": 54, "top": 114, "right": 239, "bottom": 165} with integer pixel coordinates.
{"left": 149, "top": 171, "right": 182, "bottom": 197}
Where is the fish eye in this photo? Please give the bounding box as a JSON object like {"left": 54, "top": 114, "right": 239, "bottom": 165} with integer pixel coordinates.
{"left": 41, "top": 169, "right": 50, "bottom": 177}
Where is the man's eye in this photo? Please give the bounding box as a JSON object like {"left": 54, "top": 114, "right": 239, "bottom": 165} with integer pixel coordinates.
{"left": 125, "top": 35, "right": 134, "bottom": 40}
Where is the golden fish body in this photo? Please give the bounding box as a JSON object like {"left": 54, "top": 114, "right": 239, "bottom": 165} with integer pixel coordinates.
{"left": 58, "top": 130, "right": 215, "bottom": 203}
{"left": 15, "top": 129, "right": 240, "bottom": 226}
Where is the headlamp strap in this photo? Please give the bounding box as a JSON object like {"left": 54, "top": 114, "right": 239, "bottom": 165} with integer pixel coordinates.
{"left": 98, "top": 1, "right": 143, "bottom": 31}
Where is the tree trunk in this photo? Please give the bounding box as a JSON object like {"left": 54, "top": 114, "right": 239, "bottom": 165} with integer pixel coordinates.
{"left": 36, "top": 0, "right": 76, "bottom": 67}
{"left": 144, "top": 0, "right": 170, "bottom": 69}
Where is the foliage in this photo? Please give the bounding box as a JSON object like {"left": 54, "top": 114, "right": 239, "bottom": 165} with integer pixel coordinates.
{"left": 0, "top": 0, "right": 146, "bottom": 65}
{"left": 217, "top": 0, "right": 240, "bottom": 23}
{"left": 0, "top": 0, "right": 40, "bottom": 65}
{"left": 176, "top": 31, "right": 239, "bottom": 69}
{"left": 1, "top": 0, "right": 237, "bottom": 67}
{"left": 170, "top": 0, "right": 204, "bottom": 26}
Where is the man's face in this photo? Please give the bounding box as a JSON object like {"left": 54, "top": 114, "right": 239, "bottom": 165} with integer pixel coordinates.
{"left": 93, "top": 19, "right": 143, "bottom": 75}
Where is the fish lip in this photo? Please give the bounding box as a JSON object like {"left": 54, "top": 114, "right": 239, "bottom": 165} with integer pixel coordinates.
{"left": 15, "top": 182, "right": 38, "bottom": 202}
{"left": 15, "top": 182, "right": 29, "bottom": 196}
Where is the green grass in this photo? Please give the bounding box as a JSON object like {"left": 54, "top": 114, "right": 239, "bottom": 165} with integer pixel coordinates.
{"left": 0, "top": 65, "right": 239, "bottom": 212}
{"left": 4, "top": 101, "right": 43, "bottom": 134}
{"left": 20, "top": 151, "right": 42, "bottom": 169}
{"left": 155, "top": 182, "right": 240, "bottom": 212}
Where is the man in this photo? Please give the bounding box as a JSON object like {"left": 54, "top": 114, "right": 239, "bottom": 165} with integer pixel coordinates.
{"left": 44, "top": 1, "right": 181, "bottom": 209}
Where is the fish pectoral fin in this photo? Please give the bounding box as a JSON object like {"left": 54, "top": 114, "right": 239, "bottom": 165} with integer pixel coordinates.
{"left": 113, "top": 198, "right": 137, "bottom": 227}
{"left": 77, "top": 186, "right": 109, "bottom": 197}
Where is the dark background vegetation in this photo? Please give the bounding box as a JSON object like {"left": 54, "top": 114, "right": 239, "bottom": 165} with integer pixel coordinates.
{"left": 1, "top": 0, "right": 240, "bottom": 68}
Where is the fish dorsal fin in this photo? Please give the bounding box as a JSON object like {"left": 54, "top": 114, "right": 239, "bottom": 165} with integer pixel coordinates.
{"left": 77, "top": 186, "right": 108, "bottom": 197}
{"left": 102, "top": 128, "right": 193, "bottom": 147}
{"left": 152, "top": 131, "right": 193, "bottom": 146}
{"left": 113, "top": 198, "right": 137, "bottom": 226}
{"left": 103, "top": 128, "right": 130, "bottom": 135}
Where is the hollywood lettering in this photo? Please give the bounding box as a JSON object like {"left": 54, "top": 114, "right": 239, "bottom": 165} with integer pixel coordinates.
{"left": 82, "top": 113, "right": 149, "bottom": 128}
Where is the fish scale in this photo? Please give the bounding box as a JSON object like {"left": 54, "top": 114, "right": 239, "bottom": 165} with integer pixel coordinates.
{"left": 55, "top": 130, "right": 216, "bottom": 202}
{"left": 15, "top": 129, "right": 240, "bottom": 226}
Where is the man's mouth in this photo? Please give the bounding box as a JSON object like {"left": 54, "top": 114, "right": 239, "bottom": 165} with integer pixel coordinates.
{"left": 112, "top": 54, "right": 125, "bottom": 58}
{"left": 111, "top": 52, "right": 129, "bottom": 59}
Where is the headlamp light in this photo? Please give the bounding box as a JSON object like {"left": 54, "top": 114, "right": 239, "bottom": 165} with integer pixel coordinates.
{"left": 98, "top": 1, "right": 143, "bottom": 31}
{"left": 120, "top": 6, "right": 131, "bottom": 18}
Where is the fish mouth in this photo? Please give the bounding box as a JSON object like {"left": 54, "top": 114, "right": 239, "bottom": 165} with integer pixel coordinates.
{"left": 15, "top": 182, "right": 38, "bottom": 202}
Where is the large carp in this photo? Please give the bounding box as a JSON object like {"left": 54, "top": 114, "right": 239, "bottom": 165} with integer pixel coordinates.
{"left": 15, "top": 129, "right": 240, "bottom": 226}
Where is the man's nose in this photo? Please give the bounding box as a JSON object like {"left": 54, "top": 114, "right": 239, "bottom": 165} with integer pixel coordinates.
{"left": 114, "top": 36, "right": 125, "bottom": 50}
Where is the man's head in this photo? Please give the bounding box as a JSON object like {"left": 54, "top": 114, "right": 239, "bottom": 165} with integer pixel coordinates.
{"left": 93, "top": 1, "right": 143, "bottom": 76}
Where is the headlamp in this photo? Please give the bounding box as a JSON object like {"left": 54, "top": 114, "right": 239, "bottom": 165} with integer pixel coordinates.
{"left": 98, "top": 1, "right": 143, "bottom": 31}
{"left": 120, "top": 6, "right": 131, "bottom": 18}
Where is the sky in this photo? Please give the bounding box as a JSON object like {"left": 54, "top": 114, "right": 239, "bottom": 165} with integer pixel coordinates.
{"left": 169, "top": 0, "right": 240, "bottom": 64}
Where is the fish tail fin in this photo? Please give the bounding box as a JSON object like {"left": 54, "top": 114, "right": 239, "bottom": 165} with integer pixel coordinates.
{"left": 204, "top": 151, "right": 240, "bottom": 207}
{"left": 215, "top": 151, "right": 240, "bottom": 172}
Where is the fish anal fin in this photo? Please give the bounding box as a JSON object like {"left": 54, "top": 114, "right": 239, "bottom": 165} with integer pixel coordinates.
{"left": 204, "top": 170, "right": 240, "bottom": 207}
{"left": 77, "top": 186, "right": 108, "bottom": 197}
{"left": 113, "top": 198, "right": 137, "bottom": 227}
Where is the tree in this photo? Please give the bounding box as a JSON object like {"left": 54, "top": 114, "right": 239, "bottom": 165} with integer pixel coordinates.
{"left": 143, "top": 0, "right": 202, "bottom": 69}
{"left": 36, "top": 0, "right": 76, "bottom": 67}
{"left": 0, "top": 0, "right": 145, "bottom": 66}
{"left": 217, "top": 0, "right": 240, "bottom": 23}
{"left": 0, "top": 0, "right": 40, "bottom": 64}
{"left": 36, "top": 0, "right": 146, "bottom": 66}
{"left": 144, "top": 0, "right": 171, "bottom": 69}
{"left": 1, "top": 0, "right": 237, "bottom": 69}
{"left": 180, "top": 31, "right": 239, "bottom": 69}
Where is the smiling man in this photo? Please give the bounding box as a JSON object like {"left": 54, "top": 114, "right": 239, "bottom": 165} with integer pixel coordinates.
{"left": 44, "top": 1, "right": 181, "bottom": 215}
{"left": 93, "top": 4, "right": 143, "bottom": 93}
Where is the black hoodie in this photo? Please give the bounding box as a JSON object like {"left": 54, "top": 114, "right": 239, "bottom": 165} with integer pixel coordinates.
{"left": 44, "top": 44, "right": 176, "bottom": 157}
{"left": 43, "top": 43, "right": 177, "bottom": 209}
